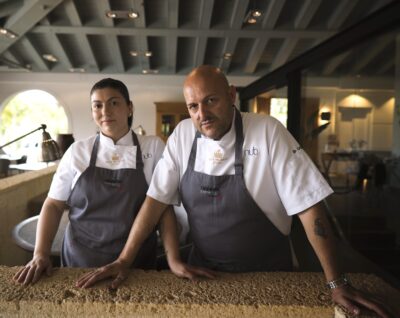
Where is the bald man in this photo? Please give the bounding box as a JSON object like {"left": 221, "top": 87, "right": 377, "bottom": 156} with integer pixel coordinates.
{"left": 78, "top": 66, "right": 394, "bottom": 318}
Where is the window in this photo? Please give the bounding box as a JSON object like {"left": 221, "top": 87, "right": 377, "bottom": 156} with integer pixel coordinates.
{"left": 0, "top": 90, "right": 68, "bottom": 160}
{"left": 270, "top": 98, "right": 288, "bottom": 127}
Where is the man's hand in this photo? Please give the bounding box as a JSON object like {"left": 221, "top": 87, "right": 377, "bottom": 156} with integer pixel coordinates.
{"left": 75, "top": 259, "right": 130, "bottom": 289}
{"left": 332, "top": 284, "right": 397, "bottom": 318}
{"left": 168, "top": 258, "right": 217, "bottom": 280}
{"left": 13, "top": 254, "right": 53, "bottom": 285}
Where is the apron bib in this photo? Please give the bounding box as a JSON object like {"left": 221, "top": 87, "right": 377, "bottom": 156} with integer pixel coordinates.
{"left": 180, "top": 108, "right": 292, "bottom": 272}
{"left": 62, "top": 132, "right": 157, "bottom": 268}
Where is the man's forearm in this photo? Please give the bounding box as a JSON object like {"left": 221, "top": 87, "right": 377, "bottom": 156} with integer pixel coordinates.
{"left": 298, "top": 202, "right": 342, "bottom": 281}
{"left": 159, "top": 206, "right": 181, "bottom": 263}
{"left": 118, "top": 196, "right": 168, "bottom": 265}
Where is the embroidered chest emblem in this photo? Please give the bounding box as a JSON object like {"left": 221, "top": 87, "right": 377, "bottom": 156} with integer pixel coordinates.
{"left": 108, "top": 153, "right": 121, "bottom": 164}
{"left": 211, "top": 149, "right": 226, "bottom": 165}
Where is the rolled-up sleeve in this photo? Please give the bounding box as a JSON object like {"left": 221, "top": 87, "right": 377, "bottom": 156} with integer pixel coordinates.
{"left": 48, "top": 147, "right": 75, "bottom": 201}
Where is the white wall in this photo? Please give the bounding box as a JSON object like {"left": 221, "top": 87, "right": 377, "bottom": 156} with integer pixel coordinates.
{"left": 0, "top": 72, "right": 256, "bottom": 141}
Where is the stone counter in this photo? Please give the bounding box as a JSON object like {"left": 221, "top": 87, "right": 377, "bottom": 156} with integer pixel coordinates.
{"left": 1, "top": 266, "right": 399, "bottom": 317}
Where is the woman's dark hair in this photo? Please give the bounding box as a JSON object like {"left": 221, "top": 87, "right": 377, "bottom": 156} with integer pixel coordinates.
{"left": 90, "top": 78, "right": 133, "bottom": 127}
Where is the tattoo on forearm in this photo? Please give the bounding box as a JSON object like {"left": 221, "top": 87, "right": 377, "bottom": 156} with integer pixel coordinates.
{"left": 314, "top": 218, "right": 327, "bottom": 238}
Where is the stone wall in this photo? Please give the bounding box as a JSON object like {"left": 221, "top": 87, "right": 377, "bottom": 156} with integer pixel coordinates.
{"left": 0, "top": 166, "right": 56, "bottom": 265}
{"left": 1, "top": 267, "right": 399, "bottom": 317}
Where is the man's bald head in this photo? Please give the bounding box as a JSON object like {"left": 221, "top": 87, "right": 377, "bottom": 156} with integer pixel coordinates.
{"left": 184, "top": 65, "right": 230, "bottom": 92}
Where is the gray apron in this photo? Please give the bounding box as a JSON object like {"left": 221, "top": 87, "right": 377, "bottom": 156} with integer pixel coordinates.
{"left": 61, "top": 132, "right": 157, "bottom": 268}
{"left": 180, "top": 108, "right": 292, "bottom": 273}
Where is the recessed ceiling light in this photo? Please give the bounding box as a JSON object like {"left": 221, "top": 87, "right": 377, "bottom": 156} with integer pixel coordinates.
{"left": 244, "top": 9, "right": 262, "bottom": 24}
{"left": 142, "top": 69, "right": 159, "bottom": 74}
{"left": 0, "top": 28, "right": 18, "bottom": 39}
{"left": 223, "top": 53, "right": 233, "bottom": 60}
{"left": 105, "top": 11, "right": 117, "bottom": 18}
{"left": 128, "top": 11, "right": 139, "bottom": 19}
{"left": 252, "top": 10, "right": 262, "bottom": 17}
{"left": 129, "top": 51, "right": 152, "bottom": 57}
{"left": 106, "top": 10, "right": 139, "bottom": 19}
{"left": 69, "top": 67, "right": 86, "bottom": 73}
{"left": 42, "top": 54, "right": 58, "bottom": 62}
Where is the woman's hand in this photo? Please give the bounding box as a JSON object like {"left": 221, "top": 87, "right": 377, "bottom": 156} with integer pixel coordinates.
{"left": 168, "top": 258, "right": 217, "bottom": 280}
{"left": 75, "top": 259, "right": 130, "bottom": 289}
{"left": 13, "top": 254, "right": 53, "bottom": 285}
{"left": 332, "top": 284, "right": 397, "bottom": 318}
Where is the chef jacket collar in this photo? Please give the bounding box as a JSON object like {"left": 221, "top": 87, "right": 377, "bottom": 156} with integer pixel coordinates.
{"left": 99, "top": 130, "right": 134, "bottom": 147}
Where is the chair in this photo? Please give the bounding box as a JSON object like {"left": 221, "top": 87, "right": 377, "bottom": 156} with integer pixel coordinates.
{"left": 0, "top": 158, "right": 10, "bottom": 178}
{"left": 320, "top": 153, "right": 335, "bottom": 185}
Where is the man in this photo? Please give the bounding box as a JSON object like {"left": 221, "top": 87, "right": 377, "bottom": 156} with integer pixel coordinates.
{"left": 77, "top": 65, "right": 394, "bottom": 317}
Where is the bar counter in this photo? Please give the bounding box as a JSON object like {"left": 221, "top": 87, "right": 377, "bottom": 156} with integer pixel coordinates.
{"left": 1, "top": 266, "right": 399, "bottom": 317}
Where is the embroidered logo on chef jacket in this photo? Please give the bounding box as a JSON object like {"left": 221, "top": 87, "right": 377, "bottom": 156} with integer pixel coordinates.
{"left": 244, "top": 146, "right": 259, "bottom": 157}
{"left": 142, "top": 152, "right": 152, "bottom": 159}
{"left": 195, "top": 139, "right": 234, "bottom": 175}
{"left": 210, "top": 149, "right": 226, "bottom": 165}
{"left": 106, "top": 152, "right": 121, "bottom": 165}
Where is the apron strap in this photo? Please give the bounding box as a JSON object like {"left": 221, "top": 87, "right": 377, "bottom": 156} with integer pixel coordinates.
{"left": 233, "top": 107, "right": 244, "bottom": 176}
{"left": 131, "top": 131, "right": 144, "bottom": 170}
{"left": 89, "top": 134, "right": 100, "bottom": 167}
{"left": 187, "top": 129, "right": 201, "bottom": 171}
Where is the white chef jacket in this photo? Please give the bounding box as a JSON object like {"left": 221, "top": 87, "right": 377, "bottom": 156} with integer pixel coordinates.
{"left": 48, "top": 131, "right": 164, "bottom": 201}
{"left": 147, "top": 111, "right": 333, "bottom": 235}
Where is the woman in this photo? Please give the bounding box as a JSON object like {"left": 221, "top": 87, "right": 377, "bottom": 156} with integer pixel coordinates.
{"left": 14, "top": 78, "right": 164, "bottom": 284}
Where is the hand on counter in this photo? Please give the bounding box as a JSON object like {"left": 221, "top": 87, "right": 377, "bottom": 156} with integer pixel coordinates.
{"left": 13, "top": 254, "right": 53, "bottom": 285}
{"left": 332, "top": 284, "right": 397, "bottom": 318}
{"left": 76, "top": 259, "right": 130, "bottom": 289}
{"left": 168, "top": 258, "right": 217, "bottom": 280}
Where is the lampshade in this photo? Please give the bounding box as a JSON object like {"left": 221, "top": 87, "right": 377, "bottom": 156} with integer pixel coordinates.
{"left": 40, "top": 130, "right": 62, "bottom": 162}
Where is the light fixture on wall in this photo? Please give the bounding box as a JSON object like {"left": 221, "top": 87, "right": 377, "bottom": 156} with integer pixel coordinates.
{"left": 306, "top": 110, "right": 331, "bottom": 139}
{"left": 133, "top": 125, "right": 146, "bottom": 135}
{"left": 320, "top": 111, "right": 331, "bottom": 121}
{"left": 338, "top": 75, "right": 371, "bottom": 109}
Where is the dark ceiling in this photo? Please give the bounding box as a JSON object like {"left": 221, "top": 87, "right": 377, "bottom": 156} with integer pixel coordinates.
{"left": 0, "top": 0, "right": 395, "bottom": 76}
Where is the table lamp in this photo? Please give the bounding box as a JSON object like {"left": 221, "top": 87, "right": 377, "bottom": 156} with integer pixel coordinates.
{"left": 0, "top": 124, "right": 61, "bottom": 162}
